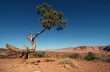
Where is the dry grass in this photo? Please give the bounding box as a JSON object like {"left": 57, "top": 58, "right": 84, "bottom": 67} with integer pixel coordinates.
{"left": 58, "top": 58, "right": 79, "bottom": 69}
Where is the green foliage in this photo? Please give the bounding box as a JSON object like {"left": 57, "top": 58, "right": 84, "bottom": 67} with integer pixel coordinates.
{"left": 36, "top": 51, "right": 46, "bottom": 58}
{"left": 63, "top": 53, "right": 81, "bottom": 59}
{"left": 84, "top": 52, "right": 97, "bottom": 61}
{"left": 36, "top": 3, "right": 66, "bottom": 30}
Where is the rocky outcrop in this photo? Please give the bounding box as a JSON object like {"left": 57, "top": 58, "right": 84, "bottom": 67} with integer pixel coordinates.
{"left": 102, "top": 46, "right": 110, "bottom": 52}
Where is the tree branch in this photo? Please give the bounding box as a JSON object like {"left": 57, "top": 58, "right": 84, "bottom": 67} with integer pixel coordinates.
{"left": 27, "top": 28, "right": 46, "bottom": 51}
{"left": 33, "top": 28, "right": 46, "bottom": 40}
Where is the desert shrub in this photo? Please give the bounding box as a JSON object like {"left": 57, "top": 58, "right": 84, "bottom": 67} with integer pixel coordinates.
{"left": 58, "top": 58, "right": 78, "bottom": 68}
{"left": 0, "top": 55, "right": 7, "bottom": 58}
{"left": 29, "top": 52, "right": 37, "bottom": 58}
{"left": 36, "top": 51, "right": 46, "bottom": 58}
{"left": 25, "top": 58, "right": 41, "bottom": 65}
{"left": 63, "top": 53, "right": 81, "bottom": 59}
{"left": 84, "top": 52, "right": 97, "bottom": 61}
{"left": 0, "top": 52, "right": 8, "bottom": 58}
{"left": 44, "top": 58, "right": 55, "bottom": 62}
{"left": 99, "top": 57, "right": 110, "bottom": 63}
{"left": 97, "top": 55, "right": 110, "bottom": 63}
{"left": 103, "top": 57, "right": 110, "bottom": 63}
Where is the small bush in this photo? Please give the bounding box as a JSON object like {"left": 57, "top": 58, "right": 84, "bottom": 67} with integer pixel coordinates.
{"left": 0, "top": 55, "right": 7, "bottom": 58}
{"left": 58, "top": 58, "right": 78, "bottom": 68}
{"left": 103, "top": 57, "right": 110, "bottom": 63}
{"left": 0, "top": 52, "right": 8, "bottom": 58}
{"left": 44, "top": 58, "right": 55, "bottom": 62}
{"left": 100, "top": 57, "right": 110, "bottom": 63}
{"left": 84, "top": 52, "right": 97, "bottom": 61}
{"left": 63, "top": 53, "right": 81, "bottom": 59}
{"left": 36, "top": 51, "right": 46, "bottom": 58}
{"left": 97, "top": 56, "right": 110, "bottom": 63}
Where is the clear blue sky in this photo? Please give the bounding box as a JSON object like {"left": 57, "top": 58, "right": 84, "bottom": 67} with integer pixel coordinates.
{"left": 0, "top": 0, "right": 110, "bottom": 50}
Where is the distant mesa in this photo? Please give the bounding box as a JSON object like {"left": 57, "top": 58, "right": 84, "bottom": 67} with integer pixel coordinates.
{"left": 51, "top": 45, "right": 110, "bottom": 54}
{"left": 0, "top": 44, "right": 110, "bottom": 58}
{"left": 102, "top": 46, "right": 110, "bottom": 52}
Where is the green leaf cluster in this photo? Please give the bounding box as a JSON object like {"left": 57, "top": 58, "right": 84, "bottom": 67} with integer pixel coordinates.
{"left": 36, "top": 3, "right": 66, "bottom": 30}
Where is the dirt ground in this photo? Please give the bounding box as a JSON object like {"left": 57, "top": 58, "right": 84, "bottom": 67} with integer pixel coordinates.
{"left": 0, "top": 58, "right": 110, "bottom": 72}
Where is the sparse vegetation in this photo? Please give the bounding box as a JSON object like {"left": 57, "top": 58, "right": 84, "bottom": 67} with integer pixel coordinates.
{"left": 99, "top": 57, "right": 110, "bottom": 63}
{"left": 63, "top": 53, "right": 81, "bottom": 59}
{"left": 58, "top": 58, "right": 78, "bottom": 68}
{"left": 44, "top": 58, "right": 55, "bottom": 62}
{"left": 0, "top": 52, "right": 8, "bottom": 58}
{"left": 97, "top": 55, "right": 110, "bottom": 63}
{"left": 36, "top": 51, "right": 46, "bottom": 58}
{"left": 84, "top": 52, "right": 97, "bottom": 61}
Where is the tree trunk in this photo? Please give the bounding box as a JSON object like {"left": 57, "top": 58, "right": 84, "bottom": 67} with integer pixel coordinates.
{"left": 27, "top": 28, "right": 46, "bottom": 51}
{"left": 25, "top": 28, "right": 46, "bottom": 59}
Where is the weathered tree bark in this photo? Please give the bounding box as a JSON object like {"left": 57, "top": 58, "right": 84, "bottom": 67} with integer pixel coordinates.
{"left": 6, "top": 29, "right": 46, "bottom": 59}
{"left": 25, "top": 28, "right": 46, "bottom": 59}
{"left": 27, "top": 28, "right": 46, "bottom": 52}
{"left": 27, "top": 34, "right": 36, "bottom": 51}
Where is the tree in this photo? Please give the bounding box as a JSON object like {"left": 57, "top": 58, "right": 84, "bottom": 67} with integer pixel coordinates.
{"left": 25, "top": 2, "right": 66, "bottom": 59}
{"left": 5, "top": 2, "right": 66, "bottom": 59}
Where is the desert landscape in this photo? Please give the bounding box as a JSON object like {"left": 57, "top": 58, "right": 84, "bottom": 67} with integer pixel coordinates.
{"left": 0, "top": 45, "right": 110, "bottom": 72}
{"left": 0, "top": 0, "right": 110, "bottom": 72}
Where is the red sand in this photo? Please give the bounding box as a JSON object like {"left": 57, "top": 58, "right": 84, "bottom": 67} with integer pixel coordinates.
{"left": 0, "top": 58, "right": 110, "bottom": 72}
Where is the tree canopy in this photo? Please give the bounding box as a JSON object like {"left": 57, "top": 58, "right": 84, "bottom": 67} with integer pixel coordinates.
{"left": 36, "top": 3, "right": 66, "bottom": 31}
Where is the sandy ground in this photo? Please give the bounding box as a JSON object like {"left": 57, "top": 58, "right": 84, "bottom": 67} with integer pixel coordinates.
{"left": 0, "top": 58, "right": 110, "bottom": 72}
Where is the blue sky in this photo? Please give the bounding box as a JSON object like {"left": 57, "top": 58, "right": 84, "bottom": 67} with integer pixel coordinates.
{"left": 0, "top": 0, "right": 110, "bottom": 50}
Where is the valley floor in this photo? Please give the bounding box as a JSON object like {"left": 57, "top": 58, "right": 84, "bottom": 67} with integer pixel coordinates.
{"left": 0, "top": 58, "right": 110, "bottom": 72}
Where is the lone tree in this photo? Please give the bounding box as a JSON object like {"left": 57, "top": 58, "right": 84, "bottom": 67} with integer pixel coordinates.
{"left": 26, "top": 2, "right": 66, "bottom": 59}
{"left": 28, "top": 2, "right": 66, "bottom": 49}
{"left": 5, "top": 1, "right": 66, "bottom": 59}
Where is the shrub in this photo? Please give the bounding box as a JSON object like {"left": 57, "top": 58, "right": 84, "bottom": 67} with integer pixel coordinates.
{"left": 99, "top": 57, "right": 110, "bottom": 63}
{"left": 44, "top": 58, "right": 55, "bottom": 62}
{"left": 103, "top": 57, "right": 110, "bottom": 63}
{"left": 0, "top": 55, "right": 6, "bottom": 58}
{"left": 0, "top": 52, "right": 8, "bottom": 58}
{"left": 63, "top": 53, "right": 81, "bottom": 59}
{"left": 84, "top": 52, "right": 97, "bottom": 61}
{"left": 58, "top": 58, "right": 78, "bottom": 68}
{"left": 97, "top": 55, "right": 110, "bottom": 63}
{"left": 36, "top": 51, "right": 46, "bottom": 58}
